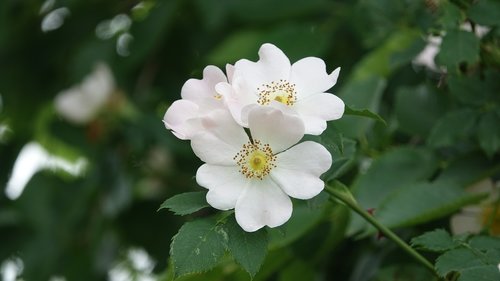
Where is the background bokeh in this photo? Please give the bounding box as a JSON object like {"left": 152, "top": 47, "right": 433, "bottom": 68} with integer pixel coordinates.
{"left": 1, "top": 0, "right": 499, "bottom": 280}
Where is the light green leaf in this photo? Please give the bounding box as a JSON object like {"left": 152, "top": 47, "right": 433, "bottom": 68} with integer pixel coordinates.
{"left": 158, "top": 192, "right": 209, "bottom": 215}
{"left": 468, "top": 0, "right": 500, "bottom": 27}
{"left": 436, "top": 29, "right": 480, "bottom": 66}
{"left": 427, "top": 108, "right": 479, "bottom": 148}
{"left": 170, "top": 218, "right": 228, "bottom": 277}
{"left": 411, "top": 229, "right": 458, "bottom": 253}
{"left": 344, "top": 104, "right": 387, "bottom": 126}
{"left": 476, "top": 111, "right": 500, "bottom": 158}
{"left": 225, "top": 217, "right": 268, "bottom": 278}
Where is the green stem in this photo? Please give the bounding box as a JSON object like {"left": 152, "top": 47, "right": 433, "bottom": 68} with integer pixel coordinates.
{"left": 324, "top": 184, "right": 440, "bottom": 278}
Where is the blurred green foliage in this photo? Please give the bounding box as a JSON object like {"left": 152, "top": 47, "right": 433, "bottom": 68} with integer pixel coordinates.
{"left": 0, "top": 0, "right": 499, "bottom": 280}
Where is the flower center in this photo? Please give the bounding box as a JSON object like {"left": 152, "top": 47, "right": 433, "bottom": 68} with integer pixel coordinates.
{"left": 257, "top": 79, "right": 297, "bottom": 106}
{"left": 213, "top": 93, "right": 222, "bottom": 100}
{"left": 233, "top": 139, "right": 276, "bottom": 180}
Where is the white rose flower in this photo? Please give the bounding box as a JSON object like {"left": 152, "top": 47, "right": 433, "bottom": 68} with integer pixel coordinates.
{"left": 163, "top": 65, "right": 228, "bottom": 140}
{"left": 54, "top": 63, "right": 115, "bottom": 124}
{"left": 216, "top": 43, "right": 344, "bottom": 135}
{"left": 191, "top": 106, "right": 332, "bottom": 232}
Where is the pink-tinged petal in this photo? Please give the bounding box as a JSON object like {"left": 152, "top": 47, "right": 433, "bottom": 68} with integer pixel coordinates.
{"left": 226, "top": 64, "right": 235, "bottom": 84}
{"left": 235, "top": 178, "right": 292, "bottom": 232}
{"left": 163, "top": 100, "right": 200, "bottom": 140}
{"left": 247, "top": 106, "right": 304, "bottom": 153}
{"left": 191, "top": 133, "right": 239, "bottom": 165}
{"left": 290, "top": 57, "right": 340, "bottom": 98}
{"left": 216, "top": 82, "right": 256, "bottom": 127}
{"left": 271, "top": 141, "right": 331, "bottom": 199}
{"left": 295, "top": 92, "right": 345, "bottom": 135}
{"left": 231, "top": 43, "right": 291, "bottom": 98}
{"left": 196, "top": 164, "right": 246, "bottom": 210}
{"left": 180, "top": 65, "right": 227, "bottom": 104}
{"left": 191, "top": 109, "right": 249, "bottom": 165}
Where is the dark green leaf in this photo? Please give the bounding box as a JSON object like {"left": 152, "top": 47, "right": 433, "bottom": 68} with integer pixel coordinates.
{"left": 448, "top": 74, "right": 489, "bottom": 106}
{"left": 336, "top": 75, "right": 387, "bottom": 138}
{"left": 344, "top": 104, "right": 387, "bottom": 126}
{"left": 435, "top": 248, "right": 500, "bottom": 280}
{"left": 436, "top": 29, "right": 480, "bottom": 66}
{"left": 158, "top": 191, "right": 209, "bottom": 215}
{"left": 348, "top": 147, "right": 439, "bottom": 235}
{"left": 411, "top": 229, "right": 458, "bottom": 252}
{"left": 468, "top": 0, "right": 500, "bottom": 27}
{"left": 476, "top": 111, "right": 500, "bottom": 157}
{"left": 427, "top": 108, "right": 479, "bottom": 147}
{"left": 469, "top": 236, "right": 500, "bottom": 251}
{"left": 395, "top": 84, "right": 447, "bottom": 137}
{"left": 170, "top": 218, "right": 228, "bottom": 277}
{"left": 225, "top": 217, "right": 268, "bottom": 278}
{"left": 375, "top": 180, "right": 487, "bottom": 229}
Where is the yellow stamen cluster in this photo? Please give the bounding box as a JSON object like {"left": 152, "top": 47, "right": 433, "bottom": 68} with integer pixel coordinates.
{"left": 213, "top": 93, "right": 222, "bottom": 100}
{"left": 257, "top": 79, "right": 297, "bottom": 106}
{"left": 233, "top": 139, "right": 276, "bottom": 180}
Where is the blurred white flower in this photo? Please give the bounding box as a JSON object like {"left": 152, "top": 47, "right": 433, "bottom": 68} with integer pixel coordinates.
{"left": 108, "top": 248, "right": 156, "bottom": 281}
{"left": 41, "top": 7, "right": 70, "bottom": 32}
{"left": 54, "top": 63, "right": 115, "bottom": 125}
{"left": 163, "top": 65, "right": 228, "bottom": 140}
{"left": 0, "top": 257, "right": 24, "bottom": 281}
{"left": 217, "top": 43, "right": 344, "bottom": 135}
{"left": 192, "top": 107, "right": 332, "bottom": 232}
{"left": 450, "top": 179, "right": 500, "bottom": 235}
{"left": 412, "top": 36, "right": 442, "bottom": 72}
{"left": 5, "top": 142, "right": 87, "bottom": 200}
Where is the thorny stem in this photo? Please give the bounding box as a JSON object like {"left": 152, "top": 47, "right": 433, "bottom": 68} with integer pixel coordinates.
{"left": 324, "top": 184, "right": 440, "bottom": 278}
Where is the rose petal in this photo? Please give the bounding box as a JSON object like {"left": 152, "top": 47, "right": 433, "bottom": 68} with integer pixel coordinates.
{"left": 232, "top": 43, "right": 291, "bottom": 99}
{"left": 295, "top": 92, "right": 345, "bottom": 135}
{"left": 196, "top": 164, "right": 246, "bottom": 210}
{"left": 247, "top": 106, "right": 304, "bottom": 153}
{"left": 235, "top": 178, "right": 292, "bottom": 232}
{"left": 271, "top": 141, "right": 331, "bottom": 199}
{"left": 180, "top": 65, "right": 227, "bottom": 108}
{"left": 163, "top": 100, "right": 200, "bottom": 140}
{"left": 290, "top": 57, "right": 340, "bottom": 98}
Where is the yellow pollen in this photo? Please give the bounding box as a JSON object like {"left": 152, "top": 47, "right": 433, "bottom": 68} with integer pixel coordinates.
{"left": 213, "top": 93, "right": 222, "bottom": 100}
{"left": 233, "top": 140, "right": 276, "bottom": 180}
{"left": 257, "top": 79, "right": 297, "bottom": 106}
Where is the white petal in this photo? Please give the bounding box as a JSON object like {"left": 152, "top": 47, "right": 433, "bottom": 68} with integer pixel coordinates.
{"left": 231, "top": 43, "right": 291, "bottom": 99}
{"left": 191, "top": 109, "right": 249, "bottom": 165}
{"left": 180, "top": 65, "right": 227, "bottom": 107}
{"left": 271, "top": 141, "right": 331, "bottom": 199}
{"left": 196, "top": 164, "right": 246, "bottom": 210}
{"left": 226, "top": 64, "right": 235, "bottom": 83}
{"left": 235, "top": 178, "right": 292, "bottom": 232}
{"left": 55, "top": 88, "right": 98, "bottom": 124}
{"left": 247, "top": 106, "right": 304, "bottom": 153}
{"left": 163, "top": 100, "right": 200, "bottom": 140}
{"left": 295, "top": 92, "right": 345, "bottom": 135}
{"left": 216, "top": 82, "right": 255, "bottom": 127}
{"left": 290, "top": 57, "right": 340, "bottom": 98}
{"left": 191, "top": 133, "right": 239, "bottom": 165}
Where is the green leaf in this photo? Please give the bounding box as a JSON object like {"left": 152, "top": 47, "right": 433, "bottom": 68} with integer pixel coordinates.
{"left": 335, "top": 75, "right": 387, "bottom": 138}
{"left": 375, "top": 180, "right": 487, "bottom": 229}
{"left": 158, "top": 192, "right": 209, "bottom": 215}
{"left": 468, "top": 0, "right": 500, "bottom": 27}
{"left": 170, "top": 218, "right": 228, "bottom": 277}
{"left": 476, "top": 111, "right": 500, "bottom": 158}
{"left": 469, "top": 236, "right": 500, "bottom": 251}
{"left": 435, "top": 248, "right": 500, "bottom": 281}
{"left": 395, "top": 84, "right": 447, "bottom": 137}
{"left": 436, "top": 29, "right": 480, "bottom": 67}
{"left": 225, "top": 217, "right": 268, "bottom": 278}
{"left": 448, "top": 74, "right": 489, "bottom": 106}
{"left": 348, "top": 147, "right": 439, "bottom": 235}
{"left": 344, "top": 104, "right": 387, "bottom": 126}
{"left": 278, "top": 259, "right": 315, "bottom": 281}
{"left": 411, "top": 229, "right": 458, "bottom": 253}
{"left": 328, "top": 180, "right": 357, "bottom": 206}
{"left": 427, "top": 108, "right": 479, "bottom": 147}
